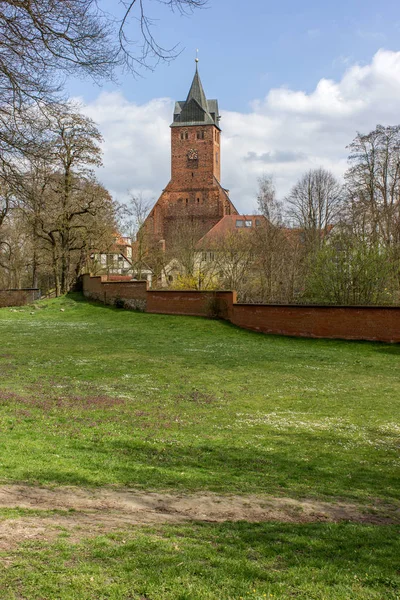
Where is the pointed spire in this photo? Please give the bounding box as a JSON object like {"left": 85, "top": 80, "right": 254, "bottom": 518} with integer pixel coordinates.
{"left": 186, "top": 64, "right": 209, "bottom": 114}
{"left": 171, "top": 59, "right": 221, "bottom": 128}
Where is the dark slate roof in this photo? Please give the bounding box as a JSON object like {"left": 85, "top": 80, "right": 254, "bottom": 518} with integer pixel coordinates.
{"left": 171, "top": 65, "right": 221, "bottom": 128}
{"left": 187, "top": 67, "right": 208, "bottom": 110}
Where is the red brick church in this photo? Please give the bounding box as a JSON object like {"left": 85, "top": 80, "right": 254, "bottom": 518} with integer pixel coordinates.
{"left": 142, "top": 61, "right": 240, "bottom": 248}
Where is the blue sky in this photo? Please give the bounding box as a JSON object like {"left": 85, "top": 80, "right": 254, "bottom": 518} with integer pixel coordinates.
{"left": 72, "top": 0, "right": 400, "bottom": 211}
{"left": 67, "top": 0, "right": 400, "bottom": 110}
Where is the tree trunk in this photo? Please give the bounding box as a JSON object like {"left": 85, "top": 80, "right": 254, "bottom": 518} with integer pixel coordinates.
{"left": 32, "top": 248, "right": 38, "bottom": 289}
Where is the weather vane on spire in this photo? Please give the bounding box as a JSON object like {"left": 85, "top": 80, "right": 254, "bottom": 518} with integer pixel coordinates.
{"left": 195, "top": 49, "right": 199, "bottom": 64}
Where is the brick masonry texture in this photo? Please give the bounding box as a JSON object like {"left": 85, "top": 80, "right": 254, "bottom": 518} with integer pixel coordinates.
{"left": 82, "top": 275, "right": 148, "bottom": 309}
{"left": 0, "top": 289, "right": 41, "bottom": 308}
{"left": 82, "top": 274, "right": 400, "bottom": 343}
{"left": 143, "top": 124, "right": 238, "bottom": 247}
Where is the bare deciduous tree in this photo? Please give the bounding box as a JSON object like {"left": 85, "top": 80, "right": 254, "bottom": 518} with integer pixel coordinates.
{"left": 304, "top": 230, "right": 399, "bottom": 305}
{"left": 37, "top": 104, "right": 104, "bottom": 293}
{"left": 0, "top": 0, "right": 206, "bottom": 105}
{"left": 1, "top": 103, "right": 117, "bottom": 295}
{"left": 345, "top": 125, "right": 400, "bottom": 247}
{"left": 122, "top": 193, "right": 152, "bottom": 279}
{"left": 0, "top": 177, "right": 12, "bottom": 230}
{"left": 256, "top": 174, "right": 283, "bottom": 225}
{"left": 116, "top": 0, "right": 207, "bottom": 74}
{"left": 248, "top": 222, "right": 306, "bottom": 304}
{"left": 0, "top": 0, "right": 207, "bottom": 165}
{"left": 203, "top": 229, "right": 254, "bottom": 297}
{"left": 168, "top": 217, "right": 204, "bottom": 280}
{"left": 286, "top": 168, "right": 343, "bottom": 251}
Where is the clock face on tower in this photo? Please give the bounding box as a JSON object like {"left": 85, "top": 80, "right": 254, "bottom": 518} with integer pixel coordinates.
{"left": 187, "top": 148, "right": 198, "bottom": 161}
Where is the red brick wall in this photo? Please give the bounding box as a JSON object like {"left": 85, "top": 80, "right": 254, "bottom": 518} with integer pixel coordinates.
{"left": 146, "top": 290, "right": 235, "bottom": 318}
{"left": 232, "top": 304, "right": 400, "bottom": 343}
{"left": 82, "top": 274, "right": 148, "bottom": 310}
{"left": 82, "top": 274, "right": 104, "bottom": 302}
{"left": 82, "top": 274, "right": 400, "bottom": 342}
{"left": 106, "top": 275, "right": 133, "bottom": 282}
{"left": 0, "top": 289, "right": 41, "bottom": 308}
{"left": 102, "top": 281, "right": 148, "bottom": 306}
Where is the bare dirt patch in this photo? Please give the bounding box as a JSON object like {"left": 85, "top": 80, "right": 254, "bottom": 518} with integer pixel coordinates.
{"left": 0, "top": 485, "right": 399, "bottom": 551}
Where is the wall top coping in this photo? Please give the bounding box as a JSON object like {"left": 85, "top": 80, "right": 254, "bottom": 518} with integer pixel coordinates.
{"left": 235, "top": 303, "right": 400, "bottom": 310}
{"left": 149, "top": 289, "right": 233, "bottom": 294}
{"left": 0, "top": 288, "right": 40, "bottom": 292}
{"left": 101, "top": 280, "right": 147, "bottom": 285}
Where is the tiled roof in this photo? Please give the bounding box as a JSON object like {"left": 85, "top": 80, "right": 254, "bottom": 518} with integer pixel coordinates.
{"left": 197, "top": 215, "right": 267, "bottom": 247}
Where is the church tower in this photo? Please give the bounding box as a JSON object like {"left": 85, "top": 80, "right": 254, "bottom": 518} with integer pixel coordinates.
{"left": 171, "top": 62, "right": 222, "bottom": 185}
{"left": 143, "top": 61, "right": 238, "bottom": 247}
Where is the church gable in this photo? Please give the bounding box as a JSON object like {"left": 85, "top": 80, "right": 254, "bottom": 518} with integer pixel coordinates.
{"left": 180, "top": 98, "right": 206, "bottom": 123}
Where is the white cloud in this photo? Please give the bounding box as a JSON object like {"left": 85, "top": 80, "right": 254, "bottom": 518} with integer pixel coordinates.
{"left": 81, "top": 92, "right": 172, "bottom": 205}
{"left": 80, "top": 49, "right": 400, "bottom": 213}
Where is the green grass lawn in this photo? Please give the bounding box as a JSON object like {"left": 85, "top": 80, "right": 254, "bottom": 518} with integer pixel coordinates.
{"left": 1, "top": 520, "right": 399, "bottom": 600}
{"left": 0, "top": 293, "right": 398, "bottom": 502}
{"left": 0, "top": 294, "right": 399, "bottom": 599}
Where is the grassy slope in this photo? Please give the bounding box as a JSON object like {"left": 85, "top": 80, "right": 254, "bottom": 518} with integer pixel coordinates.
{"left": 0, "top": 294, "right": 398, "bottom": 502}
{"left": 0, "top": 294, "right": 399, "bottom": 599}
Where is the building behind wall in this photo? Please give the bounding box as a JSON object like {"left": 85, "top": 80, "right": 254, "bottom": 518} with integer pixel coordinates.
{"left": 91, "top": 235, "right": 133, "bottom": 276}
{"left": 142, "top": 61, "right": 239, "bottom": 249}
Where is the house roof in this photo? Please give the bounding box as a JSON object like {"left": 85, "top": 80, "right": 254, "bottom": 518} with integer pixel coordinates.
{"left": 197, "top": 215, "right": 267, "bottom": 247}
{"left": 109, "top": 234, "right": 131, "bottom": 254}
{"left": 171, "top": 65, "right": 220, "bottom": 128}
